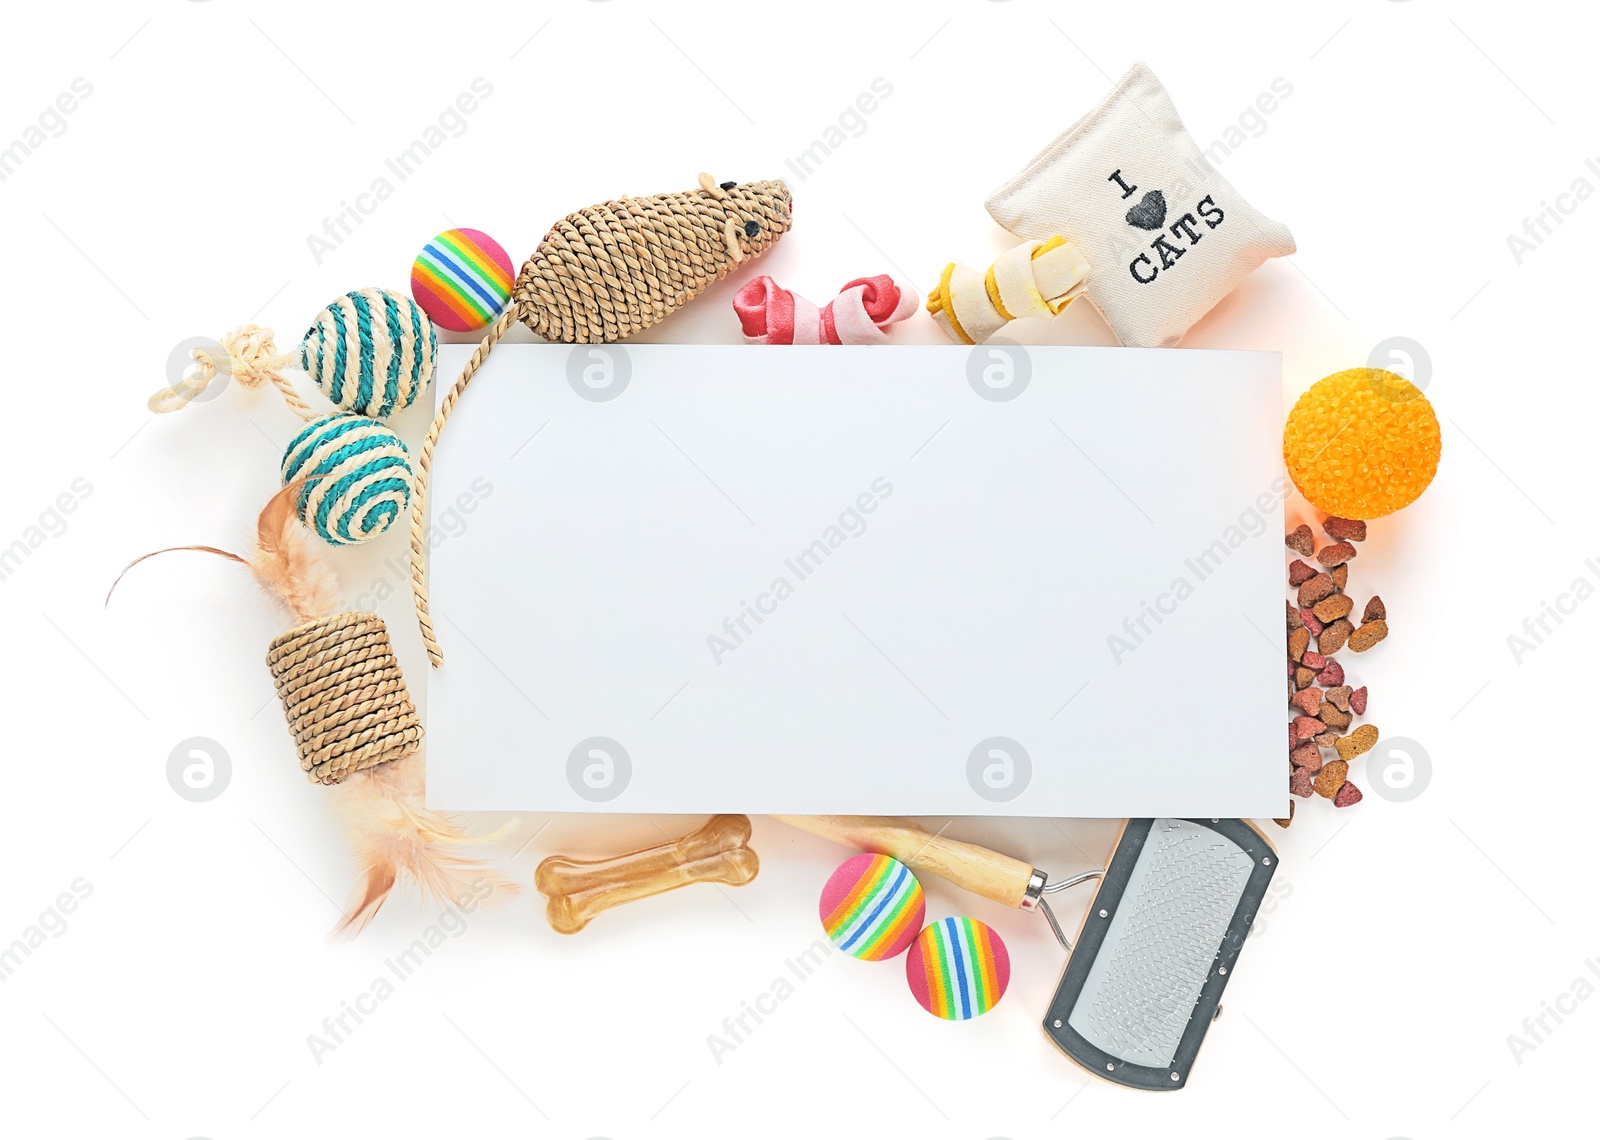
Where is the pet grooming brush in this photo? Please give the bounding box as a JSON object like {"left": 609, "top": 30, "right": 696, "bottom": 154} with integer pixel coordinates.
{"left": 774, "top": 815, "right": 1276, "bottom": 1090}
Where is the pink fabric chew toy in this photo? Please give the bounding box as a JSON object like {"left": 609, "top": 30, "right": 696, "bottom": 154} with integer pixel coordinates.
{"left": 926, "top": 236, "right": 1090, "bottom": 345}
{"left": 734, "top": 274, "right": 918, "bottom": 344}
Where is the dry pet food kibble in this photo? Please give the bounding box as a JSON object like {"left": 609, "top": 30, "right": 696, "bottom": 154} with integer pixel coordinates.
{"left": 1313, "top": 759, "right": 1349, "bottom": 799}
{"left": 1317, "top": 542, "right": 1357, "bottom": 567}
{"left": 1292, "top": 716, "right": 1324, "bottom": 743}
{"left": 1322, "top": 516, "right": 1367, "bottom": 542}
{"left": 1298, "top": 572, "right": 1335, "bottom": 607}
{"left": 1318, "top": 618, "right": 1354, "bottom": 654}
{"left": 1318, "top": 701, "right": 1352, "bottom": 731}
{"left": 1335, "top": 724, "right": 1379, "bottom": 761}
{"left": 1348, "top": 619, "right": 1388, "bottom": 653}
{"left": 1278, "top": 513, "right": 1393, "bottom": 825}
{"left": 1290, "top": 687, "right": 1322, "bottom": 716}
{"left": 1291, "top": 743, "right": 1321, "bottom": 770}
{"left": 1311, "top": 594, "right": 1353, "bottom": 623}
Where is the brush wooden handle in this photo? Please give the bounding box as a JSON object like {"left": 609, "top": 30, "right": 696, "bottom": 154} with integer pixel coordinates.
{"left": 535, "top": 814, "right": 760, "bottom": 934}
{"left": 772, "top": 815, "right": 1038, "bottom": 909}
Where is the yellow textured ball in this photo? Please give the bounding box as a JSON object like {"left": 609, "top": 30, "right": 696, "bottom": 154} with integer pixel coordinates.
{"left": 1283, "top": 368, "right": 1440, "bottom": 519}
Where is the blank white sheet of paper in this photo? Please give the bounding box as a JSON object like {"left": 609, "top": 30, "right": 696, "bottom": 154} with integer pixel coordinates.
{"left": 423, "top": 344, "right": 1286, "bottom": 818}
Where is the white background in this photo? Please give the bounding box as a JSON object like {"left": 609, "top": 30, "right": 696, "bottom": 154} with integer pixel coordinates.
{"left": 0, "top": 1, "right": 1591, "bottom": 1137}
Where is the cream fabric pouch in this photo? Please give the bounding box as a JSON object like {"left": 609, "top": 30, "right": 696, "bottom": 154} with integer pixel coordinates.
{"left": 985, "top": 62, "right": 1295, "bottom": 348}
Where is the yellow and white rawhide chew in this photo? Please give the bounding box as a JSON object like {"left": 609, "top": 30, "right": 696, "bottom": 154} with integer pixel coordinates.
{"left": 925, "top": 237, "right": 1091, "bottom": 345}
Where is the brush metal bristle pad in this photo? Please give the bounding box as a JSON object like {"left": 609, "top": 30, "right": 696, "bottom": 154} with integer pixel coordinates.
{"left": 1041, "top": 818, "right": 1275, "bottom": 1090}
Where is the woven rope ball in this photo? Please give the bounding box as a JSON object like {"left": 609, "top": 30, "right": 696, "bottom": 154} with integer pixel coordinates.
{"left": 298, "top": 288, "right": 437, "bottom": 418}
{"left": 281, "top": 413, "right": 412, "bottom": 545}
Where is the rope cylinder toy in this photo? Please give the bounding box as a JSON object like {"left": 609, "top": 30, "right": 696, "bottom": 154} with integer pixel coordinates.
{"left": 267, "top": 610, "right": 422, "bottom": 784}
{"left": 926, "top": 237, "right": 1091, "bottom": 345}
{"left": 148, "top": 288, "right": 437, "bottom": 546}
{"left": 733, "top": 274, "right": 918, "bottom": 344}
{"left": 408, "top": 172, "right": 793, "bottom": 667}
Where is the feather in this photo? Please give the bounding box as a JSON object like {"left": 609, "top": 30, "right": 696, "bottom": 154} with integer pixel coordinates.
{"left": 105, "top": 545, "right": 247, "bottom": 608}
{"left": 106, "top": 480, "right": 336, "bottom": 625}
{"left": 328, "top": 754, "right": 519, "bottom": 937}
{"left": 247, "top": 480, "right": 339, "bottom": 624}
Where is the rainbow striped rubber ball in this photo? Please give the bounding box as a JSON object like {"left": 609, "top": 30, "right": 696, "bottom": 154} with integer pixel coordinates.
{"left": 906, "top": 917, "right": 1010, "bottom": 1020}
{"left": 410, "top": 228, "right": 516, "bottom": 332}
{"left": 818, "top": 853, "right": 926, "bottom": 961}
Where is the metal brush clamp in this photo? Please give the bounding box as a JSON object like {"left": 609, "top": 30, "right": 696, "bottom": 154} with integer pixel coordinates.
{"left": 1020, "top": 868, "right": 1104, "bottom": 952}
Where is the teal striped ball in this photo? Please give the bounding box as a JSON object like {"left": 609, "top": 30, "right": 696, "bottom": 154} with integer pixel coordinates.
{"left": 280, "top": 413, "right": 412, "bottom": 545}
{"left": 298, "top": 288, "right": 436, "bottom": 418}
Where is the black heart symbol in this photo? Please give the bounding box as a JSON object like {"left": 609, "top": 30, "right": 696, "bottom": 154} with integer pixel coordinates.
{"left": 1125, "top": 189, "right": 1167, "bottom": 231}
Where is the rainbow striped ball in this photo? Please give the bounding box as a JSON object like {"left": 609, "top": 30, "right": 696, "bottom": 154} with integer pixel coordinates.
{"left": 298, "top": 288, "right": 436, "bottom": 418}
{"left": 906, "top": 917, "right": 1010, "bottom": 1020}
{"left": 410, "top": 228, "right": 516, "bottom": 333}
{"left": 818, "top": 853, "right": 925, "bottom": 961}
{"left": 280, "top": 413, "right": 412, "bottom": 546}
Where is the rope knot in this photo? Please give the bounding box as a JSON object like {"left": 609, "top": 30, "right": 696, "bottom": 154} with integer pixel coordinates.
{"left": 212, "top": 324, "right": 290, "bottom": 390}
{"left": 148, "top": 324, "right": 314, "bottom": 418}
